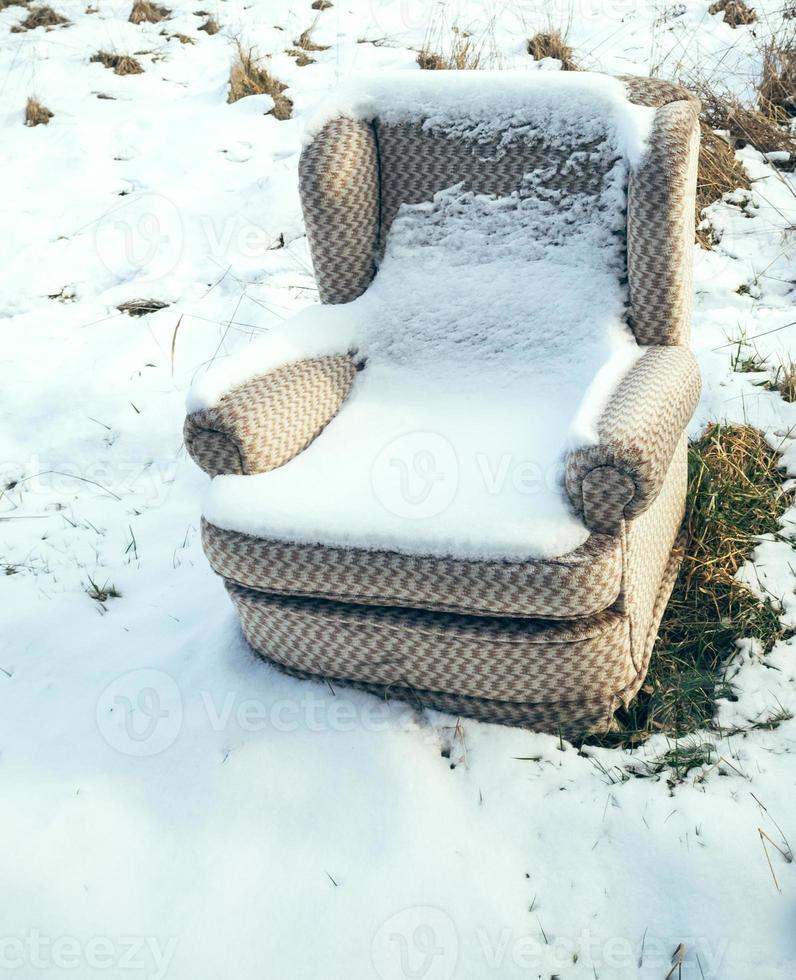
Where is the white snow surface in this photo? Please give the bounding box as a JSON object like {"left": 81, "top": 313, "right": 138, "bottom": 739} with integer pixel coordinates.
{"left": 3, "top": 1, "right": 796, "bottom": 978}
{"left": 200, "top": 175, "right": 641, "bottom": 559}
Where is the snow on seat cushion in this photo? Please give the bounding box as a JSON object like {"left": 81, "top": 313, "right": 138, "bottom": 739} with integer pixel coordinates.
{"left": 201, "top": 518, "right": 623, "bottom": 620}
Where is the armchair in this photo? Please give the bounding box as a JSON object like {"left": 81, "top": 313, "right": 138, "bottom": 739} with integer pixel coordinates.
{"left": 185, "top": 71, "right": 701, "bottom": 735}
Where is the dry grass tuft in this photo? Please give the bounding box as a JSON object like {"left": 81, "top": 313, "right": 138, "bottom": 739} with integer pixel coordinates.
{"left": 0, "top": 0, "right": 29, "bottom": 9}
{"left": 170, "top": 32, "right": 194, "bottom": 44}
{"left": 770, "top": 360, "right": 796, "bottom": 401}
{"left": 700, "top": 86, "right": 796, "bottom": 161}
{"left": 311, "top": 0, "right": 332, "bottom": 8}
{"left": 228, "top": 43, "right": 293, "bottom": 119}
{"left": 597, "top": 424, "right": 792, "bottom": 745}
{"left": 91, "top": 51, "right": 145, "bottom": 75}
{"left": 294, "top": 26, "right": 329, "bottom": 51}
{"left": 24, "top": 96, "right": 52, "bottom": 126}
{"left": 759, "top": 32, "right": 796, "bottom": 121}
{"left": 286, "top": 46, "right": 314, "bottom": 66}
{"left": 418, "top": 26, "right": 486, "bottom": 70}
{"left": 129, "top": 0, "right": 169, "bottom": 24}
{"left": 696, "top": 122, "right": 751, "bottom": 246}
{"left": 117, "top": 299, "right": 169, "bottom": 317}
{"left": 708, "top": 0, "right": 756, "bottom": 27}
{"left": 197, "top": 16, "right": 218, "bottom": 34}
{"left": 11, "top": 4, "right": 68, "bottom": 30}
{"left": 527, "top": 30, "right": 578, "bottom": 70}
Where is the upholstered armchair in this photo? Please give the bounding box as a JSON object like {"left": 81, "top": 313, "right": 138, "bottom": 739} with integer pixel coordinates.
{"left": 184, "top": 71, "right": 701, "bottom": 735}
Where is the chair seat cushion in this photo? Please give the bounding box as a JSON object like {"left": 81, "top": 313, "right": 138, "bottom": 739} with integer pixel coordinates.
{"left": 202, "top": 518, "right": 623, "bottom": 619}
{"left": 226, "top": 584, "right": 635, "bottom": 705}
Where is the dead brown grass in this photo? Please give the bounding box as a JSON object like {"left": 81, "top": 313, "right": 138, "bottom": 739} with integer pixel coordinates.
{"left": 90, "top": 51, "right": 145, "bottom": 75}
{"left": 708, "top": 0, "right": 757, "bottom": 27}
{"left": 418, "top": 26, "right": 485, "bottom": 70}
{"left": 759, "top": 32, "right": 796, "bottom": 121}
{"left": 700, "top": 85, "right": 796, "bottom": 161}
{"left": 0, "top": 0, "right": 29, "bottom": 9}
{"left": 311, "top": 0, "right": 332, "bottom": 8}
{"left": 11, "top": 4, "right": 68, "bottom": 30}
{"left": 286, "top": 47, "right": 314, "bottom": 66}
{"left": 228, "top": 43, "right": 292, "bottom": 119}
{"left": 527, "top": 30, "right": 578, "bottom": 70}
{"left": 696, "top": 123, "right": 751, "bottom": 246}
{"left": 24, "top": 96, "right": 52, "bottom": 126}
{"left": 197, "top": 16, "right": 218, "bottom": 34}
{"left": 771, "top": 360, "right": 796, "bottom": 401}
{"left": 294, "top": 26, "right": 329, "bottom": 51}
{"left": 129, "top": 0, "right": 169, "bottom": 23}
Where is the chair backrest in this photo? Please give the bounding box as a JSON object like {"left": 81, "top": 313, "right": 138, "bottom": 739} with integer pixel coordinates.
{"left": 298, "top": 72, "right": 699, "bottom": 347}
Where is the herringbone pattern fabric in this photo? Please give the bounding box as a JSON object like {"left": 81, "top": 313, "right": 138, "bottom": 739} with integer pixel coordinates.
{"left": 375, "top": 121, "right": 616, "bottom": 258}
{"left": 298, "top": 117, "right": 379, "bottom": 304}
{"left": 202, "top": 519, "right": 623, "bottom": 619}
{"left": 618, "top": 75, "right": 700, "bottom": 109}
{"left": 627, "top": 99, "right": 701, "bottom": 344}
{"left": 269, "top": 657, "right": 618, "bottom": 736}
{"left": 227, "top": 584, "right": 635, "bottom": 704}
{"left": 184, "top": 355, "right": 356, "bottom": 477}
{"left": 565, "top": 346, "right": 701, "bottom": 528}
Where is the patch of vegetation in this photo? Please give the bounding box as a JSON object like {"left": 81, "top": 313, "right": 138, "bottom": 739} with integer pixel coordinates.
{"left": 700, "top": 86, "right": 796, "bottom": 165}
{"left": 91, "top": 51, "right": 145, "bottom": 75}
{"left": 418, "top": 26, "right": 486, "bottom": 70}
{"left": 117, "top": 299, "right": 169, "bottom": 317}
{"left": 197, "top": 16, "right": 218, "bottom": 35}
{"left": 25, "top": 96, "right": 52, "bottom": 126}
{"left": 729, "top": 337, "right": 766, "bottom": 373}
{"left": 592, "top": 425, "right": 793, "bottom": 747}
{"left": 286, "top": 47, "right": 314, "bottom": 67}
{"left": 228, "top": 43, "right": 292, "bottom": 119}
{"left": 696, "top": 124, "right": 751, "bottom": 247}
{"left": 759, "top": 31, "right": 796, "bottom": 121}
{"left": 129, "top": 0, "right": 169, "bottom": 24}
{"left": 311, "top": 0, "right": 332, "bottom": 8}
{"left": 768, "top": 360, "right": 796, "bottom": 401}
{"left": 86, "top": 576, "right": 122, "bottom": 605}
{"left": 11, "top": 4, "right": 68, "bottom": 31}
{"left": 708, "top": 0, "right": 756, "bottom": 27}
{"left": 294, "top": 24, "right": 329, "bottom": 52}
{"left": 527, "top": 30, "right": 578, "bottom": 70}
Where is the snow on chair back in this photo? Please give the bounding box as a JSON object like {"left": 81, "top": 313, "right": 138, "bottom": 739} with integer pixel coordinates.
{"left": 298, "top": 70, "right": 700, "bottom": 349}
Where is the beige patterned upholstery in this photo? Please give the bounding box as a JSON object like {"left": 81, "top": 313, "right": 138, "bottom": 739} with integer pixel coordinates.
{"left": 184, "top": 356, "right": 357, "bottom": 477}
{"left": 185, "top": 73, "right": 701, "bottom": 735}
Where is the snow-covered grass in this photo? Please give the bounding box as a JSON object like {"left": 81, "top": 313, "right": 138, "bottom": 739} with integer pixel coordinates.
{"left": 3, "top": 1, "right": 796, "bottom": 977}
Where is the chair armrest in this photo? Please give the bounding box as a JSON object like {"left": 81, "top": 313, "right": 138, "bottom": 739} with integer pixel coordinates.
{"left": 565, "top": 346, "right": 700, "bottom": 533}
{"left": 184, "top": 355, "right": 357, "bottom": 477}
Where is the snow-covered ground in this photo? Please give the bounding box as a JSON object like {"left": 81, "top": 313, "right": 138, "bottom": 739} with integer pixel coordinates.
{"left": 2, "top": 1, "right": 796, "bottom": 977}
